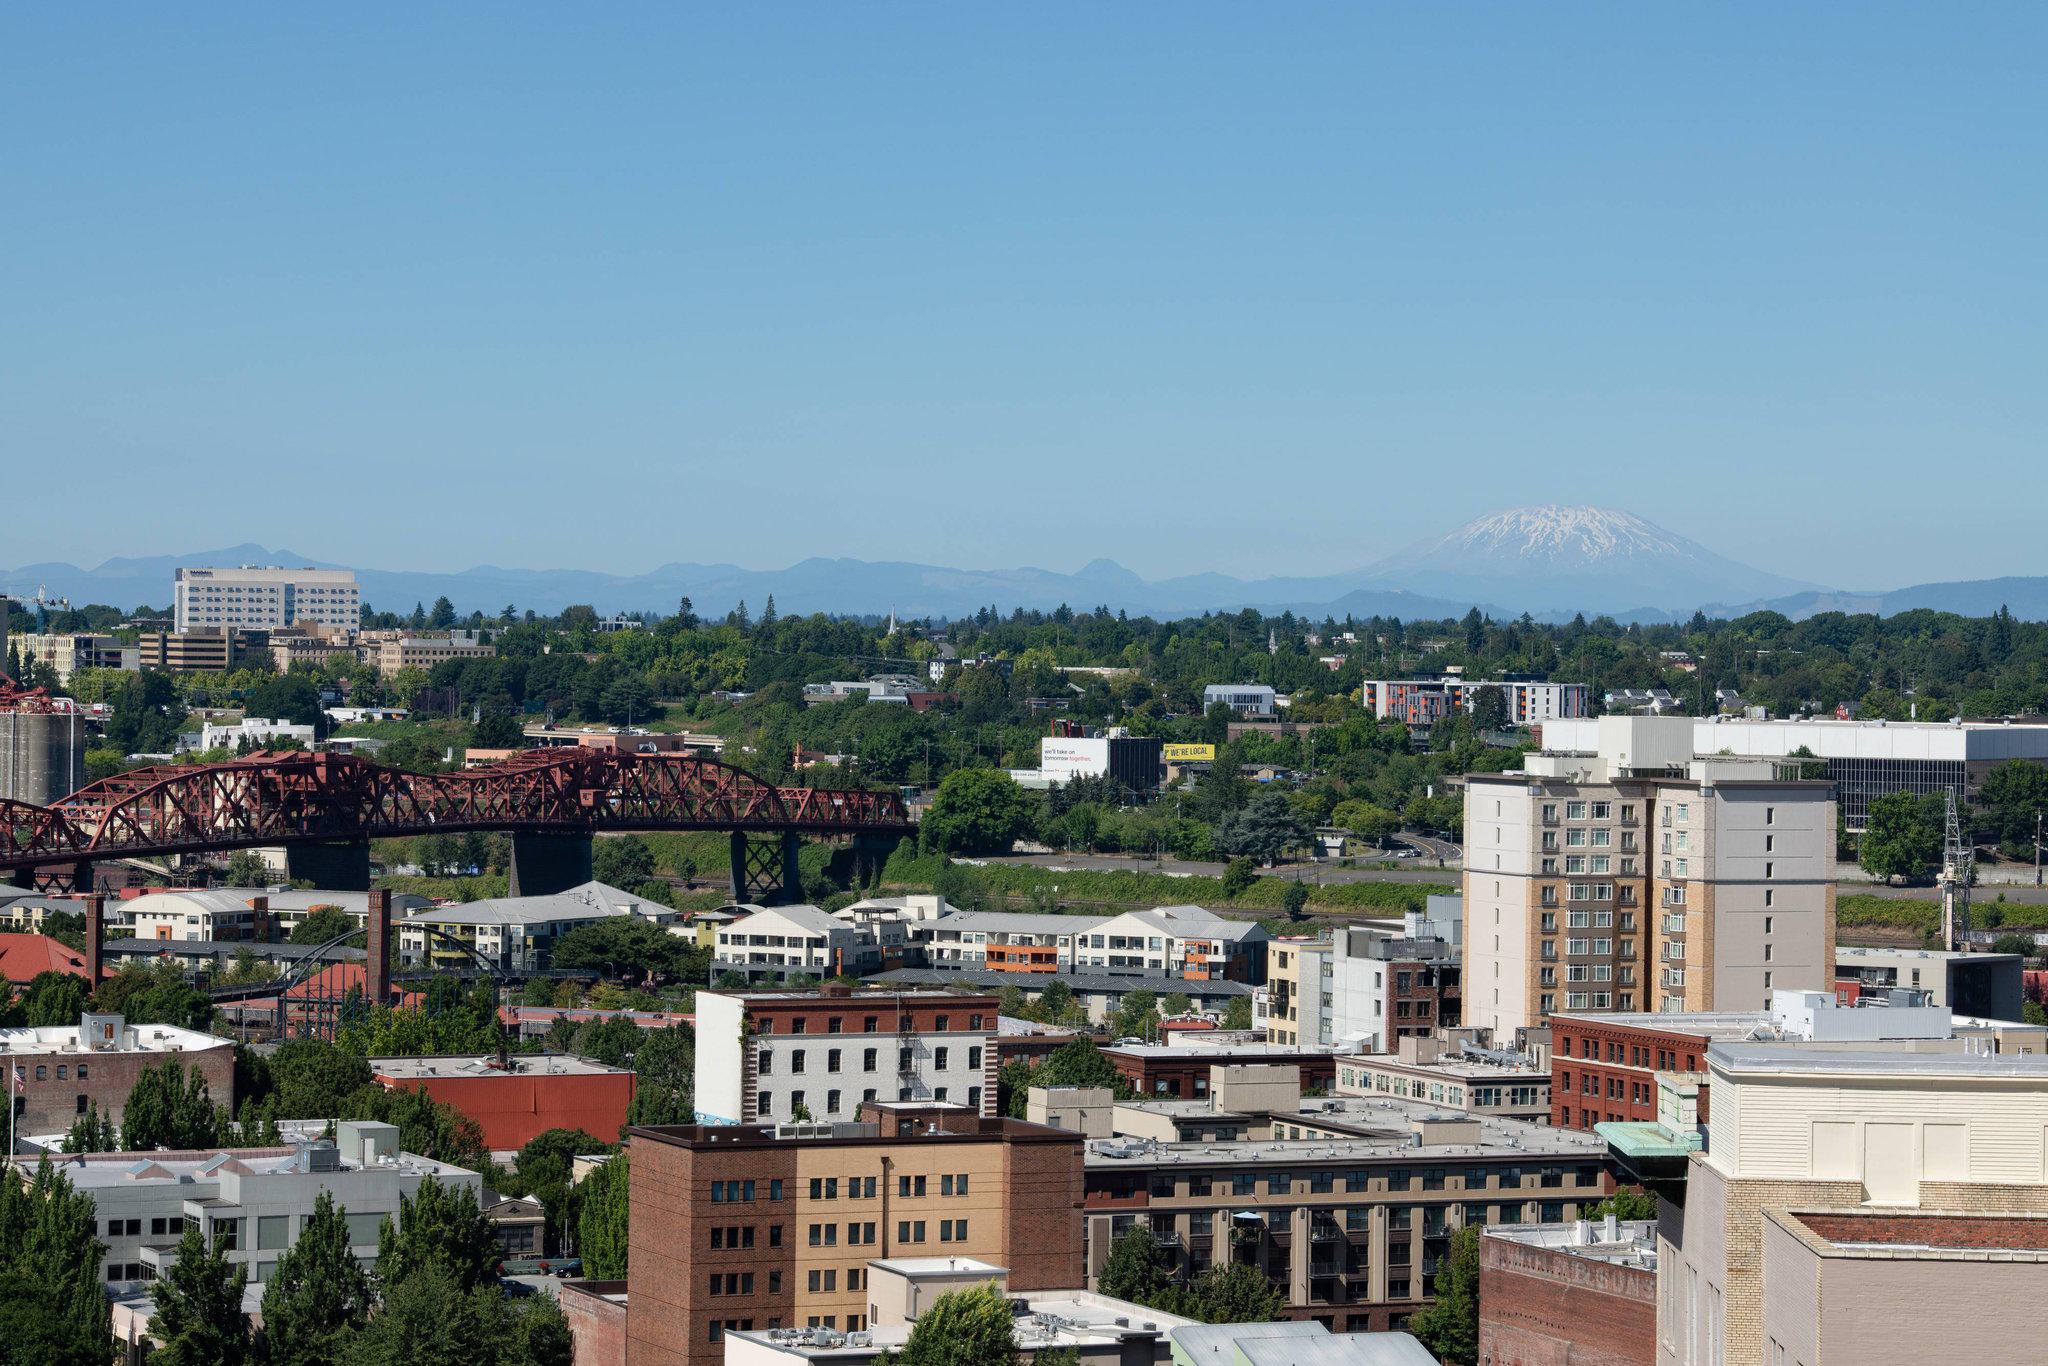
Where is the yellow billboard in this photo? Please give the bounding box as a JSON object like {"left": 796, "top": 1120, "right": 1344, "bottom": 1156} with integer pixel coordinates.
{"left": 1162, "top": 743, "right": 1216, "bottom": 763}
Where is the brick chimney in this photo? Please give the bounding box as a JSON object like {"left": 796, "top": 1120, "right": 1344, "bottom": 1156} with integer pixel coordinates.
{"left": 366, "top": 889, "right": 390, "bottom": 1006}
{"left": 83, "top": 894, "right": 104, "bottom": 987}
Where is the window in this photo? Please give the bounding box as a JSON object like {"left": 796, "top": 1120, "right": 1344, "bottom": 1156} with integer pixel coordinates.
{"left": 791, "top": 1050, "right": 805, "bottom": 1074}
{"left": 770, "top": 1179, "right": 784, "bottom": 1201}
{"left": 827, "top": 1049, "right": 842, "bottom": 1073}
{"left": 828, "top": 1017, "right": 842, "bottom": 1034}
{"left": 1267, "top": 1173, "right": 1292, "bottom": 1195}
{"left": 935, "top": 1015, "right": 949, "bottom": 1031}
{"left": 934, "top": 1047, "right": 949, "bottom": 1069}
{"left": 863, "top": 1047, "right": 877, "bottom": 1072}
{"left": 967, "top": 1046, "right": 982, "bottom": 1070}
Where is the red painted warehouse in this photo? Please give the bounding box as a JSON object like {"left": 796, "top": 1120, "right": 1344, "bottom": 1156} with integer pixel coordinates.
{"left": 370, "top": 1052, "right": 636, "bottom": 1151}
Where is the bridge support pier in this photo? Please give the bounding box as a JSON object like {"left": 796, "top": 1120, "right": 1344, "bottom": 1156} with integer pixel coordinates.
{"left": 508, "top": 832, "right": 593, "bottom": 898}
{"left": 852, "top": 835, "right": 899, "bottom": 890}
{"left": 286, "top": 841, "right": 371, "bottom": 892}
{"left": 729, "top": 830, "right": 804, "bottom": 905}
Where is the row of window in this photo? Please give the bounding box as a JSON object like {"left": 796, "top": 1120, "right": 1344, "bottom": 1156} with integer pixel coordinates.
{"left": 761, "top": 1046, "right": 982, "bottom": 1074}
{"left": 758, "top": 1084, "right": 982, "bottom": 1116}
{"left": 17, "top": 1063, "right": 89, "bottom": 1081}
{"left": 757, "top": 1013, "right": 985, "bottom": 1035}
{"left": 1129, "top": 1164, "right": 1599, "bottom": 1197}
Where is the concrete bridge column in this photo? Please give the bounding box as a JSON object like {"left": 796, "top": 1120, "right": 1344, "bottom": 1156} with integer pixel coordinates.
{"left": 286, "top": 840, "right": 372, "bottom": 892}
{"left": 508, "top": 832, "right": 593, "bottom": 898}
{"left": 783, "top": 830, "right": 802, "bottom": 906}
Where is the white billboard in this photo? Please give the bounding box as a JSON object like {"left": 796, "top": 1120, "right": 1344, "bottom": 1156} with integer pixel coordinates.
{"left": 1040, "top": 737, "right": 1109, "bottom": 778}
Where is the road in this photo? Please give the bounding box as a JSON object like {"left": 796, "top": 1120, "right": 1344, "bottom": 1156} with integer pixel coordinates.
{"left": 977, "top": 852, "right": 1461, "bottom": 886}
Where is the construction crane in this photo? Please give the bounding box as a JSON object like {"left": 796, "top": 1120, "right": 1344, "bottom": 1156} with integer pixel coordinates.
{"left": 1939, "top": 786, "right": 1974, "bottom": 951}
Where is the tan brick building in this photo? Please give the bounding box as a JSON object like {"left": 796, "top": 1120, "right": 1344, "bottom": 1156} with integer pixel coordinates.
{"left": 623, "top": 1104, "right": 1085, "bottom": 1366}
{"left": 1656, "top": 1044, "right": 2048, "bottom": 1366}
{"left": 1465, "top": 717, "right": 1833, "bottom": 1039}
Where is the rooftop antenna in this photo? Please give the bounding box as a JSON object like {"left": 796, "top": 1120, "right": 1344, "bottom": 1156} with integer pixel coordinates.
{"left": 1940, "top": 787, "right": 1973, "bottom": 952}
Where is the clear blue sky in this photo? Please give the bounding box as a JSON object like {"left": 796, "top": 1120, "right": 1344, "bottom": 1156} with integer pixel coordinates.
{"left": 7, "top": 5, "right": 2044, "bottom": 590}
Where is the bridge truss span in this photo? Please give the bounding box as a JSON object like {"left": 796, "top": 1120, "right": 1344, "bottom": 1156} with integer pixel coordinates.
{"left": 0, "top": 747, "right": 912, "bottom": 875}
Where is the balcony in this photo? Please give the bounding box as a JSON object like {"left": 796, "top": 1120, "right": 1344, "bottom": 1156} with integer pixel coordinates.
{"left": 1310, "top": 1225, "right": 1342, "bottom": 1243}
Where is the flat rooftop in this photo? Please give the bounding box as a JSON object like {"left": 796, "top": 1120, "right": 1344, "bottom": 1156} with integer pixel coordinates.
{"left": 1711, "top": 1043, "right": 2048, "bottom": 1079}
{"left": 1105, "top": 1042, "right": 1337, "bottom": 1060}
{"left": 1486, "top": 1218, "right": 1658, "bottom": 1270}
{"left": 1837, "top": 945, "right": 2021, "bottom": 965}
{"left": 0, "top": 1022, "right": 227, "bottom": 1056}
{"left": 729, "top": 1285, "right": 1194, "bottom": 1360}
{"left": 55, "top": 1143, "right": 474, "bottom": 1189}
{"left": 1086, "top": 1099, "right": 1604, "bottom": 1166}
{"left": 369, "top": 1052, "right": 629, "bottom": 1078}
{"left": 1769, "top": 1207, "right": 2048, "bottom": 1261}
{"left": 1356, "top": 1054, "right": 1546, "bottom": 1080}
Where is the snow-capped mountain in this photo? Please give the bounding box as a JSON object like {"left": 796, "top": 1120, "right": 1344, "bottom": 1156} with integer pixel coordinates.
{"left": 1362, "top": 504, "right": 1824, "bottom": 616}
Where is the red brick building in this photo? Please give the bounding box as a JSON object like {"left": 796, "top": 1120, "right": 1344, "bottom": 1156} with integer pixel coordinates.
{"left": 621, "top": 1103, "right": 1085, "bottom": 1366}
{"left": 2, "top": 1013, "right": 235, "bottom": 1135}
{"left": 1103, "top": 1043, "right": 1337, "bottom": 1100}
{"left": 1548, "top": 1013, "right": 1735, "bottom": 1131}
{"left": 371, "top": 1053, "right": 635, "bottom": 1150}
{"left": 1478, "top": 1219, "right": 1657, "bottom": 1366}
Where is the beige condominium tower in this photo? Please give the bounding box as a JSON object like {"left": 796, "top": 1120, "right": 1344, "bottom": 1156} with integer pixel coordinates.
{"left": 1462, "top": 716, "right": 1834, "bottom": 1039}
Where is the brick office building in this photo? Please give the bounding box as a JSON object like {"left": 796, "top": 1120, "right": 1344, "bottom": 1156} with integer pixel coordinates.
{"left": 1547, "top": 1013, "right": 1735, "bottom": 1130}
{"left": 621, "top": 1103, "right": 1085, "bottom": 1366}
{"left": 694, "top": 985, "right": 1000, "bottom": 1127}
{"left": 2, "top": 1012, "right": 234, "bottom": 1135}
{"left": 1478, "top": 1218, "right": 1657, "bottom": 1366}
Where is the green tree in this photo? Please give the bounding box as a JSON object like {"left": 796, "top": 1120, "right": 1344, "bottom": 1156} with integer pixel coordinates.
{"left": 549, "top": 917, "right": 697, "bottom": 979}
{"left": 121, "top": 1059, "right": 221, "bottom": 1151}
{"left": 1331, "top": 799, "right": 1400, "bottom": 846}
{"left": 267, "top": 1040, "right": 374, "bottom": 1118}
{"left": 1181, "top": 1261, "right": 1283, "bottom": 1324}
{"left": 1992, "top": 934, "right": 2037, "bottom": 960}
{"left": 0, "top": 1156, "right": 114, "bottom": 1365}
{"left": 339, "top": 1268, "right": 493, "bottom": 1366}
{"left": 1219, "top": 857, "right": 1257, "bottom": 899}
{"left": 1281, "top": 880, "right": 1310, "bottom": 920}
{"left": 257, "top": 1190, "right": 375, "bottom": 1366}
{"left": 897, "top": 1281, "right": 1016, "bottom": 1366}
{"left": 225, "top": 850, "right": 271, "bottom": 886}
{"left": 59, "top": 1103, "right": 116, "bottom": 1155}
{"left": 20, "top": 971, "right": 86, "bottom": 1027}
{"left": 1159, "top": 992, "right": 1193, "bottom": 1017}
{"left": 469, "top": 712, "right": 524, "bottom": 750}
{"left": 1095, "top": 1227, "right": 1169, "bottom": 1305}
{"left": 1036, "top": 978, "right": 1077, "bottom": 1022}
{"left": 1217, "top": 791, "right": 1313, "bottom": 863}
{"left": 374, "top": 1176, "right": 500, "bottom": 1297}
{"left": 1408, "top": 1224, "right": 1480, "bottom": 1365}
{"left": 289, "top": 905, "right": 357, "bottom": 946}
{"left": 1111, "top": 989, "right": 1160, "bottom": 1042}
{"left": 920, "top": 770, "right": 1038, "bottom": 855}
{"left": 1221, "top": 995, "right": 1253, "bottom": 1030}
{"left": 428, "top": 597, "right": 458, "bottom": 629}
{"left": 1859, "top": 791, "right": 1943, "bottom": 881}
{"left": 1581, "top": 1186, "right": 1658, "bottom": 1221}
{"left": 147, "top": 1226, "right": 250, "bottom": 1366}
{"left": 578, "top": 1153, "right": 631, "bottom": 1279}
{"left": 1468, "top": 685, "right": 1509, "bottom": 732}
{"left": 622, "top": 1025, "right": 694, "bottom": 1129}
{"left": 590, "top": 836, "right": 656, "bottom": 887}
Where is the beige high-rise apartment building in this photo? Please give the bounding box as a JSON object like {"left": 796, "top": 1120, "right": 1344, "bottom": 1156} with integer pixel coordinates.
{"left": 1463, "top": 717, "right": 1834, "bottom": 1038}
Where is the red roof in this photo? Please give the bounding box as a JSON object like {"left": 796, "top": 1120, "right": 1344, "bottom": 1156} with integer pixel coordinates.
{"left": 0, "top": 934, "right": 89, "bottom": 986}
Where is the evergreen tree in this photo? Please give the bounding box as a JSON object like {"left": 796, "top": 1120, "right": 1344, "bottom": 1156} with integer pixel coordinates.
{"left": 339, "top": 1268, "right": 496, "bottom": 1366}
{"left": 373, "top": 1176, "right": 499, "bottom": 1297}
{"left": 147, "top": 1225, "right": 250, "bottom": 1366}
{"left": 897, "top": 1282, "right": 1016, "bottom": 1366}
{"left": 257, "top": 1191, "right": 374, "bottom": 1366}
{"left": 1094, "top": 1227, "right": 1169, "bottom": 1305}
{"left": 1408, "top": 1224, "right": 1480, "bottom": 1364}
{"left": 60, "top": 1103, "right": 116, "bottom": 1154}
{"left": 121, "top": 1059, "right": 221, "bottom": 1151}
{"left": 577, "top": 1153, "right": 630, "bottom": 1279}
{"left": 0, "top": 1156, "right": 115, "bottom": 1365}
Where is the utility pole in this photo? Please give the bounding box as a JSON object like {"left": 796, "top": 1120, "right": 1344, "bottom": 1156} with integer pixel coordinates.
{"left": 2037, "top": 809, "right": 2043, "bottom": 888}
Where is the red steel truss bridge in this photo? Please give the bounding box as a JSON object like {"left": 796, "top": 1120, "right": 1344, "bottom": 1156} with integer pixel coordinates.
{"left": 1, "top": 747, "right": 911, "bottom": 898}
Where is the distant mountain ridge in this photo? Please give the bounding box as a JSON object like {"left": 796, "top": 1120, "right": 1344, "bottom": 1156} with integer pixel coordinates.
{"left": 6, "top": 511, "right": 2044, "bottom": 623}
